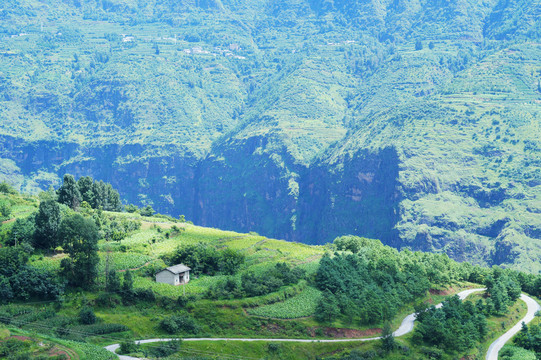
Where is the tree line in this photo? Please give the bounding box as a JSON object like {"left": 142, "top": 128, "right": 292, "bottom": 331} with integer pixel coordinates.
{"left": 315, "top": 236, "right": 540, "bottom": 327}
{"left": 0, "top": 175, "right": 136, "bottom": 300}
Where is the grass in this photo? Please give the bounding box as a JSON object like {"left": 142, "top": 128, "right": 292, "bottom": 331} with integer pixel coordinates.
{"left": 141, "top": 339, "right": 382, "bottom": 360}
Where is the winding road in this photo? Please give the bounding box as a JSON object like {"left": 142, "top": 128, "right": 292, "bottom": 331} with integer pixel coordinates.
{"left": 104, "top": 288, "right": 540, "bottom": 360}
{"left": 485, "top": 293, "right": 540, "bottom": 360}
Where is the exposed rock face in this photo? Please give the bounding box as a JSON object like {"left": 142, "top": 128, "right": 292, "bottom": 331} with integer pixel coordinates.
{"left": 0, "top": 134, "right": 400, "bottom": 245}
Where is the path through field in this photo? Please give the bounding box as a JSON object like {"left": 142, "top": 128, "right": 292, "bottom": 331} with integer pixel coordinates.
{"left": 104, "top": 288, "right": 539, "bottom": 360}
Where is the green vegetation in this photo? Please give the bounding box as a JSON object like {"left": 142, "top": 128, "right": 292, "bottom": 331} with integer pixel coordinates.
{"left": 0, "top": 186, "right": 540, "bottom": 359}
{"left": 513, "top": 321, "right": 541, "bottom": 357}
{"left": 0, "top": 326, "right": 115, "bottom": 359}
{"left": 248, "top": 285, "right": 321, "bottom": 319}
{"left": 0, "top": 0, "right": 539, "bottom": 275}
{"left": 413, "top": 295, "right": 489, "bottom": 353}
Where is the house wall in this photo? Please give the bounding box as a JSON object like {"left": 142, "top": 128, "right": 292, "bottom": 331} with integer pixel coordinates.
{"left": 156, "top": 270, "right": 177, "bottom": 285}
{"left": 182, "top": 272, "right": 190, "bottom": 283}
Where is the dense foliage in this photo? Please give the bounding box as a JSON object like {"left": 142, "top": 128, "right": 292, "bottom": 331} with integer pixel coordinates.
{"left": 160, "top": 314, "right": 199, "bottom": 334}
{"left": 206, "top": 262, "right": 305, "bottom": 299}
{"left": 0, "top": 0, "right": 539, "bottom": 274}
{"left": 0, "top": 245, "right": 63, "bottom": 302}
{"left": 413, "top": 296, "right": 488, "bottom": 352}
{"left": 514, "top": 322, "right": 541, "bottom": 356}
{"left": 313, "top": 237, "right": 458, "bottom": 324}
{"left": 168, "top": 243, "right": 245, "bottom": 276}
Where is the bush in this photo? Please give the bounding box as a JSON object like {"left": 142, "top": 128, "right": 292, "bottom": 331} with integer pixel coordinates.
{"left": 119, "top": 340, "right": 139, "bottom": 354}
{"left": 170, "top": 243, "right": 245, "bottom": 276}
{"left": 0, "top": 182, "right": 17, "bottom": 195}
{"left": 79, "top": 306, "right": 97, "bottom": 325}
{"left": 146, "top": 340, "right": 182, "bottom": 358}
{"left": 96, "top": 293, "right": 122, "bottom": 308}
{"left": 160, "top": 314, "right": 199, "bottom": 334}
{"left": 140, "top": 205, "right": 155, "bottom": 217}
{"left": 124, "top": 204, "right": 138, "bottom": 213}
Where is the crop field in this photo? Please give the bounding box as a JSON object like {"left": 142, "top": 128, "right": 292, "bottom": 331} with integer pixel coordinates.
{"left": 133, "top": 274, "right": 231, "bottom": 296}
{"left": 97, "top": 252, "right": 153, "bottom": 271}
{"left": 29, "top": 255, "right": 62, "bottom": 272}
{"left": 247, "top": 286, "right": 321, "bottom": 319}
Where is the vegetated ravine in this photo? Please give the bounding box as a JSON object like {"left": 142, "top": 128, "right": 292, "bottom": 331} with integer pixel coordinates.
{"left": 0, "top": 0, "right": 540, "bottom": 272}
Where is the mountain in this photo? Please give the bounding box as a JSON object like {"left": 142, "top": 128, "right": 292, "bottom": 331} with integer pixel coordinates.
{"left": 0, "top": 0, "right": 540, "bottom": 272}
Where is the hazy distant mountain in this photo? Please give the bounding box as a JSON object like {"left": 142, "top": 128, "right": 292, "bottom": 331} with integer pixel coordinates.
{"left": 0, "top": 0, "right": 539, "bottom": 272}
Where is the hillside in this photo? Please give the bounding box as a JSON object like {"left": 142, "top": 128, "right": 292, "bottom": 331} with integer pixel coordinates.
{"left": 0, "top": 0, "right": 540, "bottom": 272}
{"left": 0, "top": 188, "right": 540, "bottom": 360}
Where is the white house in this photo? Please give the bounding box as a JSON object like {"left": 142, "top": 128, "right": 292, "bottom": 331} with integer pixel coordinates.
{"left": 155, "top": 264, "right": 191, "bottom": 286}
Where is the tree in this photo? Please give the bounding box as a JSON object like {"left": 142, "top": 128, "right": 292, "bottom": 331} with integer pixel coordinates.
{"left": 77, "top": 176, "right": 95, "bottom": 205}
{"left": 140, "top": 205, "right": 155, "bottom": 217}
{"left": 123, "top": 269, "right": 134, "bottom": 292}
{"left": 0, "top": 244, "right": 32, "bottom": 277}
{"left": 0, "top": 275, "right": 13, "bottom": 302}
{"left": 0, "top": 181, "right": 17, "bottom": 194}
{"left": 7, "top": 216, "right": 35, "bottom": 246}
{"left": 79, "top": 306, "right": 97, "bottom": 324}
{"left": 0, "top": 200, "right": 12, "bottom": 220}
{"left": 219, "top": 247, "right": 245, "bottom": 275}
{"left": 57, "top": 174, "right": 82, "bottom": 209}
{"left": 8, "top": 265, "right": 63, "bottom": 300}
{"left": 59, "top": 214, "right": 100, "bottom": 289}
{"left": 315, "top": 290, "right": 340, "bottom": 322}
{"left": 106, "top": 269, "right": 121, "bottom": 292}
{"left": 381, "top": 322, "right": 395, "bottom": 352}
{"left": 34, "top": 199, "right": 61, "bottom": 249}
{"left": 125, "top": 204, "right": 138, "bottom": 213}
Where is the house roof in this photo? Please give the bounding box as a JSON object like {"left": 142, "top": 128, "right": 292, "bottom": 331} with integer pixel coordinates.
{"left": 162, "top": 264, "right": 191, "bottom": 274}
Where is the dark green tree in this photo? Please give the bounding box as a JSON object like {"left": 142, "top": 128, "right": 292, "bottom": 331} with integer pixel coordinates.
{"left": 381, "top": 322, "right": 396, "bottom": 352}
{"left": 77, "top": 176, "right": 95, "bottom": 205}
{"left": 0, "top": 181, "right": 17, "bottom": 194}
{"left": 315, "top": 290, "right": 340, "bottom": 322}
{"left": 79, "top": 306, "right": 97, "bottom": 324}
{"left": 58, "top": 214, "right": 99, "bottom": 289}
{"left": 0, "top": 200, "right": 11, "bottom": 220}
{"left": 57, "top": 174, "right": 82, "bottom": 209}
{"left": 0, "top": 275, "right": 13, "bottom": 302}
{"left": 34, "top": 199, "right": 61, "bottom": 249}
{"left": 140, "top": 205, "right": 155, "bottom": 217}
{"left": 7, "top": 216, "right": 35, "bottom": 246}
{"left": 106, "top": 269, "right": 121, "bottom": 292}
{"left": 0, "top": 244, "right": 32, "bottom": 277}
{"left": 123, "top": 269, "right": 134, "bottom": 292}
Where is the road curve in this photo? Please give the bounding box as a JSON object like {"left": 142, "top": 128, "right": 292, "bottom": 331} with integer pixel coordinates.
{"left": 105, "top": 288, "right": 488, "bottom": 360}
{"left": 485, "top": 293, "right": 540, "bottom": 360}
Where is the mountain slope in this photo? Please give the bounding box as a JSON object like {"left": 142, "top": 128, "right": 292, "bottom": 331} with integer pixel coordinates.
{"left": 0, "top": 0, "right": 539, "bottom": 271}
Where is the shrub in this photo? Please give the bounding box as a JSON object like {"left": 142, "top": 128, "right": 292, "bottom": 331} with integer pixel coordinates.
{"left": 146, "top": 340, "right": 182, "bottom": 358}
{"left": 160, "top": 314, "right": 199, "bottom": 334}
{"left": 119, "top": 340, "right": 139, "bottom": 354}
{"left": 140, "top": 205, "right": 155, "bottom": 217}
{"left": 79, "top": 306, "right": 97, "bottom": 325}
{"left": 96, "top": 293, "right": 122, "bottom": 308}
{"left": 124, "top": 204, "right": 138, "bottom": 213}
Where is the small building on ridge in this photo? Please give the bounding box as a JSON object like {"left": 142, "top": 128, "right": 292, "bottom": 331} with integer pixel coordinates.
{"left": 155, "top": 264, "right": 191, "bottom": 286}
